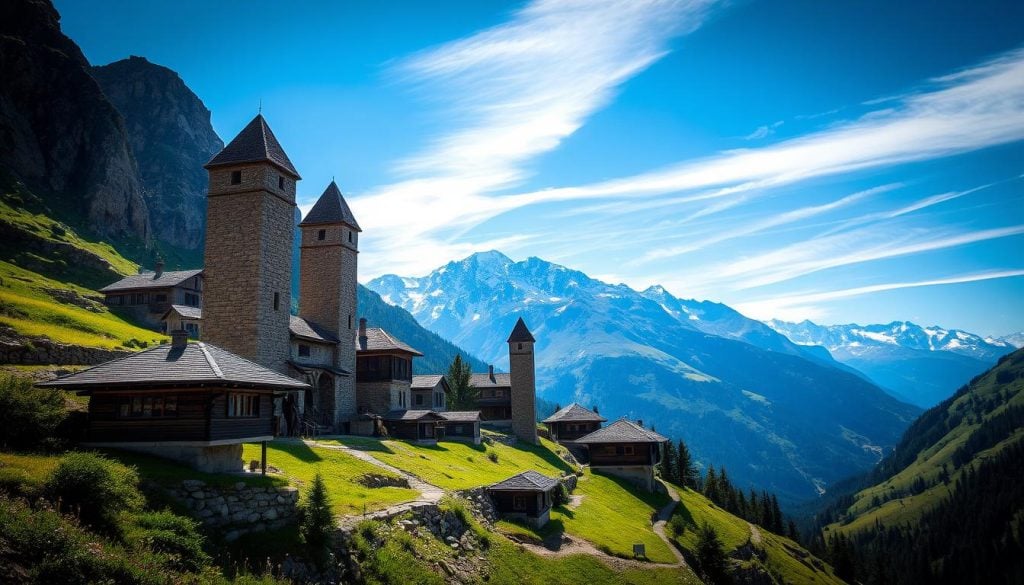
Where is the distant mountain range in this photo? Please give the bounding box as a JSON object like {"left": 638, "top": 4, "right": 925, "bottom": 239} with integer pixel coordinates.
{"left": 766, "top": 319, "right": 1018, "bottom": 408}
{"left": 368, "top": 251, "right": 920, "bottom": 504}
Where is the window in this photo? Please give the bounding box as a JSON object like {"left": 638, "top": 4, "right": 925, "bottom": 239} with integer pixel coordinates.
{"left": 454, "top": 425, "right": 464, "bottom": 434}
{"left": 118, "top": 395, "right": 177, "bottom": 418}
{"left": 230, "top": 170, "right": 242, "bottom": 185}
{"left": 518, "top": 343, "right": 523, "bottom": 350}
{"left": 184, "top": 293, "right": 199, "bottom": 307}
{"left": 273, "top": 292, "right": 279, "bottom": 311}
{"left": 513, "top": 494, "right": 527, "bottom": 511}
{"left": 185, "top": 322, "right": 199, "bottom": 338}
{"left": 155, "top": 293, "right": 167, "bottom": 303}
{"left": 298, "top": 344, "right": 310, "bottom": 357}
{"left": 348, "top": 315, "right": 352, "bottom": 329}
{"left": 227, "top": 393, "right": 259, "bottom": 418}
{"left": 415, "top": 393, "right": 424, "bottom": 406}
{"left": 278, "top": 175, "right": 285, "bottom": 190}
{"left": 348, "top": 231, "right": 354, "bottom": 243}
{"left": 317, "top": 229, "right": 326, "bottom": 241}
{"left": 623, "top": 445, "right": 635, "bottom": 456}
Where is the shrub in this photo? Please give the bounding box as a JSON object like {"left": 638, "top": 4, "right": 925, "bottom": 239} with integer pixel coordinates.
{"left": 43, "top": 452, "right": 144, "bottom": 534}
{"left": 487, "top": 451, "right": 499, "bottom": 463}
{"left": 0, "top": 467, "right": 42, "bottom": 499}
{"left": 126, "top": 510, "right": 210, "bottom": 572}
{"left": 0, "top": 374, "right": 66, "bottom": 450}
{"left": 553, "top": 483, "right": 570, "bottom": 506}
{"left": 299, "top": 472, "right": 334, "bottom": 567}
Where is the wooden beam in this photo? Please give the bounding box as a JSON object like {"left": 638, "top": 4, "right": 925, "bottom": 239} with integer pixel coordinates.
{"left": 261, "top": 440, "right": 267, "bottom": 475}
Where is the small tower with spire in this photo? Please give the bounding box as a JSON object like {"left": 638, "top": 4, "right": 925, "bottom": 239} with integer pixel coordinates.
{"left": 508, "top": 317, "right": 538, "bottom": 444}
{"left": 201, "top": 114, "right": 300, "bottom": 373}
{"left": 299, "top": 180, "right": 361, "bottom": 423}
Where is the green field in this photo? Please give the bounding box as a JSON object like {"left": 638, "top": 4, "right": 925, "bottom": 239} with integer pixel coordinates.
{"left": 243, "top": 441, "right": 419, "bottom": 516}
{"left": 327, "top": 435, "right": 574, "bottom": 490}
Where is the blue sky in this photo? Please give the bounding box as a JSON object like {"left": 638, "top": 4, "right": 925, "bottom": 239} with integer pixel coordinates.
{"left": 56, "top": 0, "right": 1024, "bottom": 336}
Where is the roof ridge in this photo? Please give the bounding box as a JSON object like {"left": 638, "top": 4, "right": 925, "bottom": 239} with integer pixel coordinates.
{"left": 197, "top": 343, "right": 224, "bottom": 378}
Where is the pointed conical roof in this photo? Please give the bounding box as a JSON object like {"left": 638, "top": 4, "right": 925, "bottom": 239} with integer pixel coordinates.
{"left": 300, "top": 181, "right": 360, "bottom": 230}
{"left": 507, "top": 317, "right": 535, "bottom": 343}
{"left": 205, "top": 114, "right": 300, "bottom": 178}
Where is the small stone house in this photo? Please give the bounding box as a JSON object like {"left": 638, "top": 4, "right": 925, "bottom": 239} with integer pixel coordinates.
{"left": 574, "top": 418, "right": 668, "bottom": 492}
{"left": 411, "top": 374, "right": 449, "bottom": 411}
{"left": 38, "top": 330, "right": 308, "bottom": 473}
{"left": 542, "top": 402, "right": 606, "bottom": 442}
{"left": 356, "top": 319, "right": 423, "bottom": 415}
{"left": 487, "top": 470, "right": 560, "bottom": 528}
{"left": 101, "top": 264, "right": 203, "bottom": 329}
{"left": 162, "top": 305, "right": 202, "bottom": 339}
{"left": 471, "top": 366, "right": 511, "bottom": 422}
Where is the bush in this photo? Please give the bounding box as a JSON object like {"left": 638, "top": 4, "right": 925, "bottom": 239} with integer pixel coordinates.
{"left": 0, "top": 375, "right": 66, "bottom": 450}
{"left": 299, "top": 472, "right": 334, "bottom": 567}
{"left": 487, "top": 451, "right": 499, "bottom": 463}
{"left": 553, "top": 483, "right": 570, "bottom": 506}
{"left": 43, "top": 452, "right": 144, "bottom": 534}
{"left": 126, "top": 510, "right": 210, "bottom": 572}
{"left": 0, "top": 467, "right": 42, "bottom": 499}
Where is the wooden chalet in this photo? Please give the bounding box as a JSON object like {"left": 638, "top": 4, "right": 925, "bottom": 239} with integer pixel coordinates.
{"left": 542, "top": 403, "right": 606, "bottom": 442}
{"left": 162, "top": 304, "right": 202, "bottom": 339}
{"left": 38, "top": 330, "right": 308, "bottom": 473}
{"left": 381, "top": 409, "right": 446, "bottom": 443}
{"left": 356, "top": 319, "right": 423, "bottom": 414}
{"left": 439, "top": 410, "right": 482, "bottom": 444}
{"left": 487, "top": 470, "right": 560, "bottom": 528}
{"left": 471, "top": 365, "right": 511, "bottom": 422}
{"left": 411, "top": 374, "right": 449, "bottom": 411}
{"left": 574, "top": 418, "right": 668, "bottom": 492}
{"left": 101, "top": 264, "right": 203, "bottom": 329}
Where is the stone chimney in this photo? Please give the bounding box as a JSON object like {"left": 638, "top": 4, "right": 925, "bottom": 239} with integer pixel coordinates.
{"left": 171, "top": 329, "right": 188, "bottom": 348}
{"left": 488, "top": 364, "right": 495, "bottom": 382}
{"left": 154, "top": 257, "right": 165, "bottom": 279}
{"left": 358, "top": 318, "right": 368, "bottom": 348}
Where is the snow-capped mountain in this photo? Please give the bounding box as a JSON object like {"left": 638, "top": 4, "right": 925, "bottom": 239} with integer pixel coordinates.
{"left": 766, "top": 319, "right": 1016, "bottom": 407}
{"left": 991, "top": 332, "right": 1024, "bottom": 349}
{"left": 368, "top": 251, "right": 919, "bottom": 503}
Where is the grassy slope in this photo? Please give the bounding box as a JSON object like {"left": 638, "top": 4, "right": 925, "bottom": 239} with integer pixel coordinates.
{"left": 827, "top": 351, "right": 1024, "bottom": 536}
{"left": 329, "top": 435, "right": 574, "bottom": 491}
{"left": 670, "top": 484, "right": 845, "bottom": 584}
{"left": 241, "top": 441, "right": 419, "bottom": 516}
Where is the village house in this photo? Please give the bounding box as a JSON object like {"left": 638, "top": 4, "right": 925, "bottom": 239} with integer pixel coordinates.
{"left": 38, "top": 330, "right": 308, "bottom": 473}
{"left": 162, "top": 304, "right": 202, "bottom": 339}
{"left": 542, "top": 403, "right": 606, "bottom": 442}
{"left": 487, "top": 470, "right": 560, "bottom": 528}
{"left": 471, "top": 366, "right": 512, "bottom": 422}
{"left": 573, "top": 418, "right": 668, "bottom": 492}
{"left": 100, "top": 263, "right": 202, "bottom": 329}
{"left": 411, "top": 374, "right": 448, "bottom": 411}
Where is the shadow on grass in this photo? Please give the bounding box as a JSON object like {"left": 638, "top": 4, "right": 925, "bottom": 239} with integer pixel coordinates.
{"left": 266, "top": 439, "right": 323, "bottom": 463}
{"left": 330, "top": 436, "right": 397, "bottom": 454}
{"left": 591, "top": 468, "right": 670, "bottom": 508}
{"left": 99, "top": 448, "right": 284, "bottom": 488}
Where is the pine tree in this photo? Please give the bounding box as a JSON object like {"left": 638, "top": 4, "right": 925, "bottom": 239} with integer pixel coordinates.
{"left": 677, "top": 439, "right": 700, "bottom": 489}
{"left": 787, "top": 519, "right": 800, "bottom": 541}
{"left": 696, "top": 522, "right": 731, "bottom": 584}
{"left": 445, "top": 354, "right": 476, "bottom": 410}
{"left": 704, "top": 465, "right": 719, "bottom": 503}
{"left": 770, "top": 494, "right": 784, "bottom": 534}
{"left": 660, "top": 439, "right": 678, "bottom": 484}
{"left": 300, "top": 472, "right": 334, "bottom": 567}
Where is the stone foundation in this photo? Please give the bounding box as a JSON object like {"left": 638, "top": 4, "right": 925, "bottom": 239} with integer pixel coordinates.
{"left": 170, "top": 479, "right": 300, "bottom": 541}
{"left": 591, "top": 465, "right": 656, "bottom": 492}
{"left": 90, "top": 443, "right": 245, "bottom": 473}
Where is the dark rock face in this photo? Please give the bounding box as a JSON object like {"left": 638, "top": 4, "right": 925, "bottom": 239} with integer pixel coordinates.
{"left": 92, "top": 57, "right": 224, "bottom": 250}
{"left": 0, "top": 0, "right": 150, "bottom": 242}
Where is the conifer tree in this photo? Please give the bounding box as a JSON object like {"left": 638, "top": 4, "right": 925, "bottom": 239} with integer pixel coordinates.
{"left": 696, "top": 522, "right": 731, "bottom": 584}
{"left": 445, "top": 354, "right": 476, "bottom": 410}
{"left": 300, "top": 472, "right": 334, "bottom": 567}
{"left": 677, "top": 439, "right": 700, "bottom": 489}
{"left": 660, "top": 439, "right": 679, "bottom": 484}
{"left": 704, "top": 465, "right": 719, "bottom": 503}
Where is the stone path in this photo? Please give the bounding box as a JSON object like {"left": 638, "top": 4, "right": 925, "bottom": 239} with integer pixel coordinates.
{"left": 748, "top": 522, "right": 763, "bottom": 546}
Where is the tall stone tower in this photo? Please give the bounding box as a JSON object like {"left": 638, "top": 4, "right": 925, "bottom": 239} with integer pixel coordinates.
{"left": 202, "top": 114, "right": 299, "bottom": 373}
{"left": 508, "top": 317, "right": 538, "bottom": 444}
{"left": 298, "top": 181, "right": 360, "bottom": 423}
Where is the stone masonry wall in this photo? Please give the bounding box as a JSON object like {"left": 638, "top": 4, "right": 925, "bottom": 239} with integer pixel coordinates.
{"left": 203, "top": 164, "right": 294, "bottom": 374}
{"left": 357, "top": 380, "right": 402, "bottom": 416}
{"left": 170, "top": 478, "right": 299, "bottom": 542}
{"left": 0, "top": 334, "right": 131, "bottom": 365}
{"left": 509, "top": 341, "right": 538, "bottom": 444}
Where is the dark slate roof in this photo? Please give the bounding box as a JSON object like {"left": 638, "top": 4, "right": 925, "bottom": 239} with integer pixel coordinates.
{"left": 300, "top": 181, "right": 361, "bottom": 230}
{"left": 542, "top": 403, "right": 607, "bottom": 424}
{"left": 488, "top": 470, "right": 559, "bottom": 492}
{"left": 204, "top": 114, "right": 300, "bottom": 178}
{"left": 440, "top": 411, "right": 481, "bottom": 422}
{"left": 290, "top": 315, "right": 340, "bottom": 344}
{"left": 286, "top": 360, "right": 351, "bottom": 377}
{"left": 381, "top": 409, "right": 444, "bottom": 421}
{"left": 574, "top": 418, "right": 668, "bottom": 444}
{"left": 100, "top": 269, "right": 202, "bottom": 293}
{"left": 357, "top": 328, "right": 423, "bottom": 356}
{"left": 163, "top": 305, "right": 202, "bottom": 320}
{"left": 411, "top": 375, "right": 445, "bottom": 390}
{"left": 507, "top": 317, "right": 535, "bottom": 343}
{"left": 38, "top": 342, "right": 309, "bottom": 391}
{"left": 469, "top": 372, "right": 511, "bottom": 388}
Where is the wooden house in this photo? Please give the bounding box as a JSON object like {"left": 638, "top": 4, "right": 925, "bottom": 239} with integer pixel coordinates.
{"left": 574, "top": 418, "right": 668, "bottom": 492}
{"left": 487, "top": 470, "right": 560, "bottom": 528}
{"left": 101, "top": 264, "right": 203, "bottom": 329}
{"left": 542, "top": 403, "right": 606, "bottom": 442}
{"left": 38, "top": 330, "right": 308, "bottom": 473}
{"left": 411, "top": 375, "right": 449, "bottom": 411}
{"left": 381, "top": 409, "right": 446, "bottom": 443}
{"left": 161, "top": 305, "right": 202, "bottom": 339}
{"left": 471, "top": 365, "right": 511, "bottom": 422}
{"left": 439, "top": 410, "right": 482, "bottom": 444}
{"left": 356, "top": 319, "right": 423, "bottom": 414}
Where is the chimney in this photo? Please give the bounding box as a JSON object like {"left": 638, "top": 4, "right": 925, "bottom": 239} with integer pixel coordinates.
{"left": 488, "top": 364, "right": 495, "bottom": 382}
{"left": 154, "top": 257, "right": 165, "bottom": 279}
{"left": 170, "top": 329, "right": 188, "bottom": 348}
{"left": 358, "top": 318, "right": 368, "bottom": 347}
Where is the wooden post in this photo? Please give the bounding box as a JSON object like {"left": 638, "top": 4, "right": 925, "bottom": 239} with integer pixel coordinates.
{"left": 261, "top": 440, "right": 267, "bottom": 475}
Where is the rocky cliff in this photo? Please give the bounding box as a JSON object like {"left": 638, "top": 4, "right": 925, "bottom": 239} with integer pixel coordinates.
{"left": 92, "top": 56, "right": 223, "bottom": 251}
{"left": 0, "top": 0, "right": 150, "bottom": 243}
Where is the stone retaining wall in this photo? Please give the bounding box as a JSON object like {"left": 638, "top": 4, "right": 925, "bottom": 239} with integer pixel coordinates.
{"left": 0, "top": 335, "right": 132, "bottom": 365}
{"left": 169, "top": 479, "right": 299, "bottom": 541}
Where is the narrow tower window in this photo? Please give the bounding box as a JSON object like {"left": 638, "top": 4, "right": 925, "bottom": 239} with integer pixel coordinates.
{"left": 278, "top": 175, "right": 285, "bottom": 190}
{"left": 348, "top": 315, "right": 352, "bottom": 329}
{"left": 318, "top": 229, "right": 326, "bottom": 241}
{"left": 230, "top": 170, "right": 242, "bottom": 185}
{"left": 348, "top": 232, "right": 354, "bottom": 243}
{"left": 273, "top": 292, "right": 279, "bottom": 311}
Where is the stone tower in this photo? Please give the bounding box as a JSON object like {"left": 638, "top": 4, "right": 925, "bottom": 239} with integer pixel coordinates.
{"left": 508, "top": 317, "right": 538, "bottom": 444}
{"left": 298, "top": 181, "right": 360, "bottom": 423}
{"left": 202, "top": 114, "right": 299, "bottom": 373}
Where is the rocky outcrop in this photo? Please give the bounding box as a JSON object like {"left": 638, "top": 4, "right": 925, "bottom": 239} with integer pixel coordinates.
{"left": 0, "top": 332, "right": 132, "bottom": 365}
{"left": 0, "top": 0, "right": 150, "bottom": 243}
{"left": 92, "top": 57, "right": 223, "bottom": 250}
